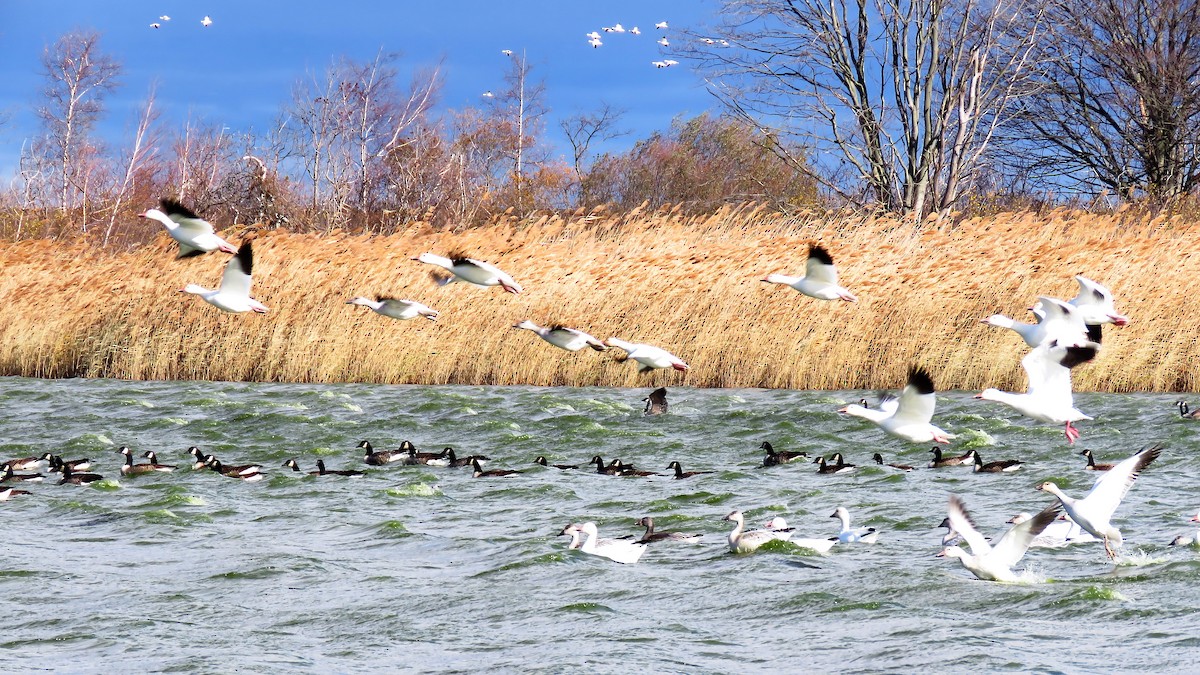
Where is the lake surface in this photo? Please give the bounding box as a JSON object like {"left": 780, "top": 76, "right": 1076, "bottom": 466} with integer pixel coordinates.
{"left": 1, "top": 376, "right": 1198, "bottom": 673}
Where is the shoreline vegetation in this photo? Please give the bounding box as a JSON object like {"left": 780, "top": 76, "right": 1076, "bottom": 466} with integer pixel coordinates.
{"left": 3, "top": 205, "right": 1197, "bottom": 392}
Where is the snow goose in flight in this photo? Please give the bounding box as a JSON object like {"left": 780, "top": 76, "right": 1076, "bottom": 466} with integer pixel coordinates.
{"left": 723, "top": 510, "right": 791, "bottom": 553}
{"left": 1007, "top": 512, "right": 1094, "bottom": 548}
{"left": 512, "top": 320, "right": 606, "bottom": 352}
{"left": 588, "top": 37, "right": 603, "bottom": 48}
{"left": 1070, "top": 275, "right": 1128, "bottom": 326}
{"left": 141, "top": 199, "right": 238, "bottom": 258}
{"left": 602, "top": 24, "right": 626, "bottom": 33}
{"left": 974, "top": 337, "right": 1098, "bottom": 443}
{"left": 762, "top": 244, "right": 856, "bottom": 301}
{"left": 979, "top": 305, "right": 1047, "bottom": 349}
{"left": 1037, "top": 443, "right": 1163, "bottom": 557}
{"left": 501, "top": 49, "right": 513, "bottom": 56}
{"left": 201, "top": 16, "right": 213, "bottom": 27}
{"left": 762, "top": 516, "right": 837, "bottom": 553}
{"left": 604, "top": 338, "right": 688, "bottom": 373}
{"left": 838, "top": 368, "right": 955, "bottom": 444}
{"left": 1033, "top": 296, "right": 1097, "bottom": 349}
{"left": 159, "top": 15, "right": 170, "bottom": 21}
{"left": 830, "top": 507, "right": 879, "bottom": 543}
{"left": 657, "top": 37, "right": 670, "bottom": 47}
{"left": 571, "top": 522, "right": 647, "bottom": 564}
{"left": 414, "top": 252, "right": 523, "bottom": 294}
{"left": 586, "top": 31, "right": 601, "bottom": 40}
{"left": 655, "top": 21, "right": 669, "bottom": 29}
{"left": 938, "top": 495, "right": 1060, "bottom": 582}
{"left": 150, "top": 22, "right": 161, "bottom": 29}
{"left": 179, "top": 241, "right": 269, "bottom": 314}
{"left": 347, "top": 297, "right": 438, "bottom": 321}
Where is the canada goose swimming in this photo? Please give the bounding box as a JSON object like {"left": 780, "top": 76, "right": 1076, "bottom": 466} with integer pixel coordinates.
{"left": 207, "top": 459, "right": 264, "bottom": 482}
{"left": 1175, "top": 400, "right": 1200, "bottom": 419}
{"left": 970, "top": 450, "right": 1023, "bottom": 473}
{"left": 609, "top": 459, "right": 658, "bottom": 477}
{"left": 6, "top": 455, "right": 44, "bottom": 471}
{"left": 534, "top": 456, "right": 577, "bottom": 470}
{"left": 400, "top": 441, "right": 450, "bottom": 467}
{"left": 41, "top": 454, "right": 90, "bottom": 473}
{"left": 470, "top": 458, "right": 521, "bottom": 478}
{"left": 283, "top": 458, "right": 319, "bottom": 475}
{"left": 141, "top": 451, "right": 177, "bottom": 471}
{"left": 1, "top": 463, "right": 44, "bottom": 483}
{"left": 666, "top": 461, "right": 713, "bottom": 479}
{"left": 118, "top": 446, "right": 173, "bottom": 475}
{"left": 761, "top": 441, "right": 807, "bottom": 466}
{"left": 0, "top": 487, "right": 31, "bottom": 501}
{"left": 643, "top": 387, "right": 668, "bottom": 415}
{"left": 358, "top": 440, "right": 408, "bottom": 466}
{"left": 58, "top": 465, "right": 103, "bottom": 485}
{"left": 187, "top": 446, "right": 212, "bottom": 470}
{"left": 1079, "top": 448, "right": 1115, "bottom": 471}
{"left": 589, "top": 455, "right": 625, "bottom": 475}
{"left": 928, "top": 446, "right": 972, "bottom": 468}
{"left": 814, "top": 454, "right": 855, "bottom": 474}
{"left": 872, "top": 453, "right": 914, "bottom": 471}
{"left": 316, "top": 459, "right": 364, "bottom": 477}
{"left": 446, "top": 448, "right": 490, "bottom": 468}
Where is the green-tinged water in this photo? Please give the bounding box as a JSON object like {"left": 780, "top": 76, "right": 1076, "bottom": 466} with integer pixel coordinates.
{"left": 2, "top": 376, "right": 1198, "bottom": 673}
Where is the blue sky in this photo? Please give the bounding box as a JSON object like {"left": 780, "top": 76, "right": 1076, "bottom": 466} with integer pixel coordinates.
{"left": 0, "top": 1, "right": 723, "bottom": 175}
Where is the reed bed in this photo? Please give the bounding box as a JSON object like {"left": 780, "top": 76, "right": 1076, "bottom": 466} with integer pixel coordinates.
{"left": 2, "top": 205, "right": 1198, "bottom": 391}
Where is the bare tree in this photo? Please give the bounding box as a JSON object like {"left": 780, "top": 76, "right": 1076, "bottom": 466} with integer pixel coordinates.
{"left": 491, "top": 51, "right": 549, "bottom": 207}
{"left": 1005, "top": 0, "right": 1200, "bottom": 199}
{"left": 104, "top": 86, "right": 161, "bottom": 246}
{"left": 560, "top": 103, "right": 627, "bottom": 203}
{"left": 36, "top": 30, "right": 121, "bottom": 221}
{"left": 687, "top": 0, "right": 1043, "bottom": 215}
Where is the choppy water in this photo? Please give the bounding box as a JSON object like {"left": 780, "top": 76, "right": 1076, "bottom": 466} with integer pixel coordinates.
{"left": 2, "top": 376, "right": 1199, "bottom": 672}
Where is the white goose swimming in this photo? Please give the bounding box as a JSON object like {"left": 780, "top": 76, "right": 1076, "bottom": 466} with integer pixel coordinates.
{"left": 1036, "top": 443, "right": 1163, "bottom": 557}
{"left": 414, "top": 252, "right": 522, "bottom": 294}
{"left": 572, "top": 522, "right": 647, "bottom": 564}
{"left": 830, "top": 506, "right": 879, "bottom": 543}
{"left": 140, "top": 199, "right": 238, "bottom": 258}
{"left": 1069, "top": 275, "right": 1129, "bottom": 326}
{"left": 838, "top": 368, "right": 955, "bottom": 444}
{"left": 512, "top": 320, "right": 606, "bottom": 352}
{"left": 975, "top": 337, "right": 1098, "bottom": 444}
{"left": 937, "top": 495, "right": 1060, "bottom": 582}
{"left": 762, "top": 244, "right": 857, "bottom": 302}
{"left": 604, "top": 338, "right": 688, "bottom": 373}
{"left": 179, "top": 241, "right": 269, "bottom": 314}
{"left": 762, "top": 516, "right": 837, "bottom": 553}
{"left": 723, "top": 510, "right": 791, "bottom": 553}
{"left": 347, "top": 297, "right": 439, "bottom": 321}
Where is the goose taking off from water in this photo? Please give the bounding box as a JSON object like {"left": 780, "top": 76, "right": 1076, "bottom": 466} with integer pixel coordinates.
{"left": 938, "top": 495, "right": 1060, "bottom": 582}
{"left": 179, "top": 241, "right": 269, "bottom": 314}
{"left": 140, "top": 199, "right": 237, "bottom": 258}
{"left": 839, "top": 368, "right": 955, "bottom": 444}
{"left": 1069, "top": 275, "right": 1128, "bottom": 326}
{"left": 414, "top": 252, "right": 522, "bottom": 294}
{"left": 512, "top": 321, "right": 606, "bottom": 352}
{"left": 643, "top": 387, "right": 668, "bottom": 415}
{"left": 1037, "top": 443, "right": 1162, "bottom": 558}
{"left": 975, "top": 338, "right": 1099, "bottom": 444}
{"left": 762, "top": 244, "right": 856, "bottom": 301}
{"left": 604, "top": 338, "right": 688, "bottom": 373}
{"left": 347, "top": 297, "right": 439, "bottom": 321}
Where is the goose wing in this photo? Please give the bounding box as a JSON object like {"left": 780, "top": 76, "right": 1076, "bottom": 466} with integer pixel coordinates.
{"left": 804, "top": 245, "right": 839, "bottom": 286}
{"left": 947, "top": 495, "right": 992, "bottom": 555}
{"left": 219, "top": 242, "right": 254, "bottom": 298}
{"left": 990, "top": 502, "right": 1060, "bottom": 568}
{"left": 162, "top": 200, "right": 216, "bottom": 237}
{"left": 1035, "top": 296, "right": 1090, "bottom": 348}
{"left": 1078, "top": 444, "right": 1162, "bottom": 519}
{"left": 890, "top": 368, "right": 937, "bottom": 426}
{"left": 1022, "top": 341, "right": 1096, "bottom": 401}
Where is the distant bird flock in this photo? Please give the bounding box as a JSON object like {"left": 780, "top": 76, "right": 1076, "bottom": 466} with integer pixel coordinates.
{"left": 4, "top": 197, "right": 1190, "bottom": 583}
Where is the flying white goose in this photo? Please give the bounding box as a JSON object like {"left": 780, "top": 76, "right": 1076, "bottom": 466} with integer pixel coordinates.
{"left": 762, "top": 516, "right": 837, "bottom": 553}
{"left": 762, "top": 244, "right": 856, "bottom": 301}
{"left": 604, "top": 338, "right": 688, "bottom": 372}
{"left": 655, "top": 21, "right": 669, "bottom": 29}
{"left": 603, "top": 23, "right": 626, "bottom": 33}
{"left": 414, "top": 252, "right": 523, "bottom": 294}
{"left": 838, "top": 368, "right": 955, "bottom": 444}
{"left": 937, "top": 495, "right": 1060, "bottom": 582}
{"left": 1036, "top": 444, "right": 1163, "bottom": 557}
{"left": 588, "top": 37, "right": 603, "bottom": 48}
{"left": 347, "top": 297, "right": 438, "bottom": 321}
{"left": 140, "top": 200, "right": 238, "bottom": 258}
{"left": 723, "top": 510, "right": 791, "bottom": 553}
{"left": 201, "top": 15, "right": 213, "bottom": 27}
{"left": 179, "top": 241, "right": 269, "bottom": 313}
{"left": 657, "top": 37, "right": 670, "bottom": 47}
{"left": 512, "top": 320, "right": 606, "bottom": 352}
{"left": 979, "top": 305, "right": 1047, "bottom": 348}
{"left": 975, "top": 338, "right": 1099, "bottom": 444}
{"left": 571, "top": 522, "right": 647, "bottom": 564}
{"left": 830, "top": 507, "right": 879, "bottom": 543}
{"left": 1033, "top": 296, "right": 1097, "bottom": 349}
{"left": 586, "top": 31, "right": 601, "bottom": 40}
{"left": 1070, "top": 275, "right": 1128, "bottom": 326}
{"left": 501, "top": 49, "right": 513, "bottom": 56}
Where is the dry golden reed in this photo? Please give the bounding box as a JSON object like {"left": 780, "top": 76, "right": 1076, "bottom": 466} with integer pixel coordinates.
{"left": 2, "top": 205, "right": 1197, "bottom": 392}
